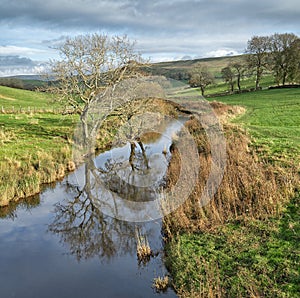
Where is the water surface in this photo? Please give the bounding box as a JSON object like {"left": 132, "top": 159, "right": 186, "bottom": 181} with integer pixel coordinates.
{"left": 0, "top": 117, "right": 186, "bottom": 298}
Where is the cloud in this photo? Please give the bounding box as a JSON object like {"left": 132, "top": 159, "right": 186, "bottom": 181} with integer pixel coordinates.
{"left": 1, "top": 0, "right": 300, "bottom": 34}
{"left": 0, "top": 0, "right": 300, "bottom": 75}
{"left": 205, "top": 49, "right": 240, "bottom": 58}
{"left": 0, "top": 46, "right": 47, "bottom": 57}
{"left": 0, "top": 56, "right": 45, "bottom": 77}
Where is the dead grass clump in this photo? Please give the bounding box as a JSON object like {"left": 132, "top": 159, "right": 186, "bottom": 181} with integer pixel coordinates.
{"left": 135, "top": 227, "right": 153, "bottom": 265}
{"left": 0, "top": 128, "right": 16, "bottom": 144}
{"left": 153, "top": 276, "right": 170, "bottom": 292}
{"left": 164, "top": 115, "right": 298, "bottom": 234}
{"left": 209, "top": 101, "right": 246, "bottom": 123}
{"left": 140, "top": 131, "right": 161, "bottom": 144}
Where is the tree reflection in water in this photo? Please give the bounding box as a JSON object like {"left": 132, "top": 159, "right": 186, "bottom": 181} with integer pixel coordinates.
{"left": 48, "top": 110, "right": 183, "bottom": 264}
{"left": 48, "top": 144, "right": 163, "bottom": 262}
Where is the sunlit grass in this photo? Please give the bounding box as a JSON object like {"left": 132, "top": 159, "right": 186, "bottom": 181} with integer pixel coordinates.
{"left": 208, "top": 88, "right": 300, "bottom": 165}
{"left": 165, "top": 87, "right": 300, "bottom": 297}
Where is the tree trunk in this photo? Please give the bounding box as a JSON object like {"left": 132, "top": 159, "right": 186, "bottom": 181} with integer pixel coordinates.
{"left": 282, "top": 71, "right": 287, "bottom": 85}
{"left": 237, "top": 74, "right": 241, "bottom": 92}
{"left": 137, "top": 139, "right": 149, "bottom": 169}
{"left": 80, "top": 109, "right": 90, "bottom": 148}
{"left": 129, "top": 142, "right": 136, "bottom": 171}
{"left": 200, "top": 86, "right": 205, "bottom": 96}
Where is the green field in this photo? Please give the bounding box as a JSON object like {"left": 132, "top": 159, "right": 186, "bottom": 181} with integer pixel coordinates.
{"left": 0, "top": 85, "right": 54, "bottom": 110}
{"left": 1, "top": 85, "right": 299, "bottom": 296}
{"left": 171, "top": 87, "right": 300, "bottom": 165}
{"left": 211, "top": 88, "right": 300, "bottom": 165}
{"left": 0, "top": 86, "right": 77, "bottom": 205}
{"left": 166, "top": 195, "right": 300, "bottom": 297}
{"left": 166, "top": 87, "right": 300, "bottom": 297}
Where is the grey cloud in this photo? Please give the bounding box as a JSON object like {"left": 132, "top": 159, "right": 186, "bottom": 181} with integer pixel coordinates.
{"left": 0, "top": 56, "right": 45, "bottom": 77}
{"left": 0, "top": 56, "right": 35, "bottom": 67}
{"left": 0, "top": 0, "right": 299, "bottom": 70}
{"left": 1, "top": 0, "right": 299, "bottom": 35}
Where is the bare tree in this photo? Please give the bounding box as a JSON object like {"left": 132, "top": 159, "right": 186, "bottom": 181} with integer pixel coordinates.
{"left": 231, "top": 62, "right": 246, "bottom": 92}
{"left": 246, "top": 35, "right": 270, "bottom": 90}
{"left": 46, "top": 34, "right": 143, "bottom": 147}
{"left": 269, "top": 33, "right": 300, "bottom": 85}
{"left": 221, "top": 66, "right": 235, "bottom": 93}
{"left": 188, "top": 63, "right": 214, "bottom": 96}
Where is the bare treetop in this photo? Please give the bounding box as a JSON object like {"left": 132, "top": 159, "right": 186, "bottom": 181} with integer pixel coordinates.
{"left": 48, "top": 34, "right": 144, "bottom": 114}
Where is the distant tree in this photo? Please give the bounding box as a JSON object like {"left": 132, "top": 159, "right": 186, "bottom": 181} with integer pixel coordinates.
{"left": 189, "top": 63, "right": 214, "bottom": 96}
{"left": 0, "top": 78, "right": 24, "bottom": 89}
{"left": 269, "top": 33, "right": 300, "bottom": 85}
{"left": 246, "top": 35, "right": 270, "bottom": 90}
{"left": 221, "top": 66, "right": 235, "bottom": 93}
{"left": 288, "top": 38, "right": 300, "bottom": 83}
{"left": 231, "top": 62, "right": 247, "bottom": 92}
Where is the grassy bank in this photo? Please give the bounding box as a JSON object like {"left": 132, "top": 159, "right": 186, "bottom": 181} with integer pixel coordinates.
{"left": 165, "top": 88, "right": 300, "bottom": 297}
{"left": 0, "top": 86, "right": 78, "bottom": 205}
{"left": 0, "top": 86, "right": 181, "bottom": 206}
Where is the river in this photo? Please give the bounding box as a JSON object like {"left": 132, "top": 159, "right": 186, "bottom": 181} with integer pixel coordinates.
{"left": 0, "top": 116, "right": 187, "bottom": 298}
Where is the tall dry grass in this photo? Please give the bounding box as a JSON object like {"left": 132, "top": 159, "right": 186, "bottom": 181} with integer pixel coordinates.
{"left": 164, "top": 106, "right": 298, "bottom": 235}
{"left": 0, "top": 146, "right": 73, "bottom": 207}
{"left": 163, "top": 102, "right": 299, "bottom": 297}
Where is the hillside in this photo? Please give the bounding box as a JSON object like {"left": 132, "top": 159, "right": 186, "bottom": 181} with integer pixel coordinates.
{"left": 1, "top": 55, "right": 246, "bottom": 90}
{"left": 0, "top": 85, "right": 56, "bottom": 112}
{"left": 146, "top": 55, "right": 246, "bottom": 81}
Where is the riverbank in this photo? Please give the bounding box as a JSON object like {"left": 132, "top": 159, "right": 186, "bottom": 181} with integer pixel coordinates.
{"left": 164, "top": 89, "right": 300, "bottom": 297}
{"left": 0, "top": 88, "right": 183, "bottom": 207}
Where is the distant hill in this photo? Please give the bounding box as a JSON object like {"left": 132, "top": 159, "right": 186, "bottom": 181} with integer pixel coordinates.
{"left": 0, "top": 75, "right": 47, "bottom": 91}
{"left": 0, "top": 55, "right": 247, "bottom": 90}
{"left": 8, "top": 75, "right": 44, "bottom": 80}
{"left": 145, "top": 55, "right": 246, "bottom": 81}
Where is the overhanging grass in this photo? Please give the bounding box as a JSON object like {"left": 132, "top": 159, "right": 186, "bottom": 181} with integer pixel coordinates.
{"left": 0, "top": 86, "right": 79, "bottom": 205}
{"left": 0, "top": 112, "right": 78, "bottom": 205}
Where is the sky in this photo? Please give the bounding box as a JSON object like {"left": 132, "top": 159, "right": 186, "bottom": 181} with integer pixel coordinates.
{"left": 0, "top": 0, "right": 300, "bottom": 76}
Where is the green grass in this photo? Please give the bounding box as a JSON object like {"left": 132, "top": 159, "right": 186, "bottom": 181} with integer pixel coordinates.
{"left": 0, "top": 85, "right": 54, "bottom": 109}
{"left": 209, "top": 88, "right": 300, "bottom": 165}
{"left": 0, "top": 113, "right": 77, "bottom": 161}
{"left": 0, "top": 86, "right": 78, "bottom": 205}
{"left": 166, "top": 87, "right": 300, "bottom": 297}
{"left": 166, "top": 194, "right": 300, "bottom": 297}
{"left": 172, "top": 87, "right": 300, "bottom": 165}
{"left": 171, "top": 74, "right": 275, "bottom": 97}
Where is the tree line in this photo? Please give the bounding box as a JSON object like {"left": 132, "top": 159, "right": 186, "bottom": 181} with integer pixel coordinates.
{"left": 189, "top": 32, "right": 300, "bottom": 96}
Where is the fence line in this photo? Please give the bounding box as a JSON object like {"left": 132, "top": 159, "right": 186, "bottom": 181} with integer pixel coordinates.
{"left": 0, "top": 106, "right": 66, "bottom": 115}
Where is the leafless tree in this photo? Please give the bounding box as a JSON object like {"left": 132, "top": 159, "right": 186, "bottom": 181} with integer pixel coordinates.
{"left": 46, "top": 34, "right": 144, "bottom": 148}
{"left": 231, "top": 61, "right": 247, "bottom": 92}
{"left": 188, "top": 63, "right": 214, "bottom": 96}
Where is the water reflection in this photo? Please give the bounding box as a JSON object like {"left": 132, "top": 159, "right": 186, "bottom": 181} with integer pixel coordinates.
{"left": 0, "top": 117, "right": 182, "bottom": 298}
{"left": 48, "top": 175, "right": 136, "bottom": 261}
{"left": 0, "top": 195, "right": 41, "bottom": 220}
{"left": 48, "top": 117, "right": 184, "bottom": 262}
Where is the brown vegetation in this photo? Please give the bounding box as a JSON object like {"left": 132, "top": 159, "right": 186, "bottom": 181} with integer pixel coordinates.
{"left": 164, "top": 102, "right": 298, "bottom": 235}
{"left": 152, "top": 276, "right": 170, "bottom": 292}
